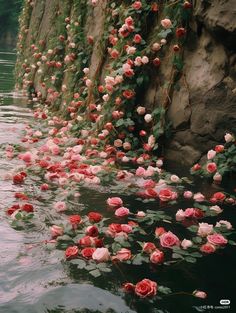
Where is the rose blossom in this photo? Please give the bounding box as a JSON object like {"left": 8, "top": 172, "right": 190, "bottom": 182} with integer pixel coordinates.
{"left": 159, "top": 231, "right": 180, "bottom": 248}
{"left": 132, "top": 1, "right": 142, "bottom": 10}
{"left": 207, "top": 149, "right": 216, "bottom": 159}
{"left": 112, "top": 248, "right": 132, "bottom": 261}
{"left": 159, "top": 189, "right": 177, "bottom": 202}
{"left": 183, "top": 191, "right": 193, "bottom": 199}
{"left": 170, "top": 175, "right": 180, "bottom": 183}
{"left": 206, "top": 162, "right": 217, "bottom": 173}
{"left": 216, "top": 220, "right": 232, "bottom": 229}
{"left": 176, "top": 209, "right": 185, "bottom": 221}
{"left": 161, "top": 18, "right": 172, "bottom": 29}
{"left": 213, "top": 172, "right": 222, "bottom": 182}
{"left": 135, "top": 279, "right": 157, "bottom": 298}
{"left": 155, "top": 227, "right": 166, "bottom": 237}
{"left": 92, "top": 247, "right": 110, "bottom": 262}
{"left": 136, "top": 211, "right": 146, "bottom": 217}
{"left": 136, "top": 106, "right": 146, "bottom": 115}
{"left": 86, "top": 225, "right": 99, "bottom": 237}
{"left": 88, "top": 212, "right": 103, "bottom": 223}
{"left": 207, "top": 233, "right": 228, "bottom": 246}
{"left": 150, "top": 250, "right": 164, "bottom": 264}
{"left": 65, "top": 246, "right": 79, "bottom": 259}
{"left": 50, "top": 225, "right": 64, "bottom": 238}
{"left": 143, "top": 242, "right": 156, "bottom": 254}
{"left": 54, "top": 201, "right": 67, "bottom": 212}
{"left": 200, "top": 243, "right": 216, "bottom": 254}
{"left": 197, "top": 223, "right": 214, "bottom": 237}
{"left": 106, "top": 197, "right": 123, "bottom": 208}
{"left": 115, "top": 206, "right": 130, "bottom": 217}
{"left": 193, "top": 290, "right": 207, "bottom": 298}
{"left": 144, "top": 114, "right": 152, "bottom": 123}
{"left": 224, "top": 133, "right": 234, "bottom": 142}
{"left": 181, "top": 239, "right": 193, "bottom": 249}
{"left": 81, "top": 247, "right": 96, "bottom": 259}
{"left": 123, "top": 282, "right": 135, "bottom": 293}
{"left": 193, "top": 192, "right": 205, "bottom": 202}
{"left": 209, "top": 205, "right": 223, "bottom": 214}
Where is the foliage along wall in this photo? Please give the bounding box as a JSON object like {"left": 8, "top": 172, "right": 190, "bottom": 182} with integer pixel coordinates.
{"left": 15, "top": 0, "right": 236, "bottom": 166}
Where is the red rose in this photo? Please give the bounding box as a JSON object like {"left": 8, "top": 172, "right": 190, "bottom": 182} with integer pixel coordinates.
{"left": 108, "top": 223, "right": 122, "bottom": 233}
{"left": 210, "top": 192, "right": 226, "bottom": 203}
{"left": 13, "top": 173, "right": 25, "bottom": 184}
{"left": 159, "top": 189, "right": 177, "bottom": 202}
{"left": 206, "top": 162, "right": 217, "bottom": 173}
{"left": 15, "top": 192, "right": 29, "bottom": 200}
{"left": 143, "top": 242, "right": 156, "bottom": 254}
{"left": 133, "top": 34, "right": 142, "bottom": 44}
{"left": 192, "top": 163, "right": 201, "bottom": 171}
{"left": 153, "top": 57, "right": 161, "bottom": 67}
{"left": 200, "top": 243, "right": 216, "bottom": 254}
{"left": 135, "top": 279, "right": 157, "bottom": 298}
{"left": 88, "top": 212, "right": 103, "bottom": 223}
{"left": 123, "top": 89, "right": 135, "bottom": 99}
{"left": 123, "top": 282, "right": 135, "bottom": 293}
{"left": 65, "top": 246, "right": 79, "bottom": 259}
{"left": 81, "top": 247, "right": 96, "bottom": 259}
{"left": 22, "top": 203, "right": 34, "bottom": 213}
{"left": 6, "top": 204, "right": 20, "bottom": 215}
{"left": 215, "top": 145, "right": 224, "bottom": 153}
{"left": 151, "top": 3, "right": 158, "bottom": 12}
{"left": 176, "top": 27, "right": 186, "bottom": 38}
{"left": 86, "top": 225, "right": 99, "bottom": 237}
{"left": 78, "top": 236, "right": 95, "bottom": 247}
{"left": 69, "top": 215, "right": 82, "bottom": 225}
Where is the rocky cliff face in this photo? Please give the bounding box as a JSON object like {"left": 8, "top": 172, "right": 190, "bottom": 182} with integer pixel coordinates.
{"left": 15, "top": 0, "right": 236, "bottom": 165}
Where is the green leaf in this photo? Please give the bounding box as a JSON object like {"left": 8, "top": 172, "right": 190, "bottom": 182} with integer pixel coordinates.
{"left": 172, "top": 253, "right": 184, "bottom": 259}
{"left": 158, "top": 286, "right": 172, "bottom": 294}
{"left": 89, "top": 269, "right": 101, "bottom": 277}
{"left": 185, "top": 257, "right": 196, "bottom": 263}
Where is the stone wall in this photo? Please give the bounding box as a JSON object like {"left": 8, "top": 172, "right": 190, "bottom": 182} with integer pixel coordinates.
{"left": 15, "top": 0, "right": 236, "bottom": 165}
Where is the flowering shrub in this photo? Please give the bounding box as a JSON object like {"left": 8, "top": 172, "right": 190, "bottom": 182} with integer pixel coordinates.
{"left": 191, "top": 133, "right": 236, "bottom": 182}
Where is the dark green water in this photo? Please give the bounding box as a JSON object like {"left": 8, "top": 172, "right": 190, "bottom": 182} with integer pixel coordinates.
{"left": 0, "top": 49, "right": 235, "bottom": 313}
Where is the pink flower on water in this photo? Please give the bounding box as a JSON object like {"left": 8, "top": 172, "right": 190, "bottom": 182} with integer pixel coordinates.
{"left": 207, "top": 233, "right": 228, "bottom": 246}
{"left": 106, "top": 197, "right": 123, "bottom": 208}
{"left": 159, "top": 231, "right": 180, "bottom": 248}
{"left": 53, "top": 201, "right": 67, "bottom": 212}
{"left": 159, "top": 189, "right": 177, "bottom": 202}
{"left": 92, "top": 247, "right": 110, "bottom": 262}
{"left": 115, "top": 207, "right": 130, "bottom": 217}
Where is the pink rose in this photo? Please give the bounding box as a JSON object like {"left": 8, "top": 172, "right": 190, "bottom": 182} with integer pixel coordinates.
{"left": 132, "top": 1, "right": 142, "bottom": 10}
{"left": 183, "top": 191, "right": 193, "bottom": 199}
{"left": 115, "top": 206, "right": 130, "bottom": 217}
{"left": 193, "top": 290, "right": 207, "bottom": 299}
{"left": 207, "top": 233, "right": 228, "bottom": 246}
{"left": 54, "top": 201, "right": 67, "bottom": 212}
{"left": 213, "top": 172, "right": 222, "bottom": 182}
{"left": 121, "top": 224, "right": 133, "bottom": 233}
{"left": 112, "top": 248, "right": 132, "bottom": 261}
{"left": 159, "top": 189, "right": 177, "bottom": 202}
{"left": 176, "top": 209, "right": 185, "bottom": 221}
{"left": 143, "top": 242, "right": 156, "bottom": 254}
{"left": 224, "top": 133, "right": 234, "bottom": 142}
{"left": 200, "top": 243, "right": 216, "bottom": 254}
{"left": 135, "top": 279, "right": 157, "bottom": 298}
{"left": 50, "top": 225, "right": 64, "bottom": 238}
{"left": 193, "top": 192, "right": 205, "bottom": 202}
{"left": 215, "top": 220, "right": 232, "bottom": 229}
{"left": 92, "top": 247, "right": 110, "bottom": 262}
{"left": 150, "top": 250, "right": 164, "bottom": 264}
{"left": 136, "top": 211, "right": 146, "bottom": 217}
{"left": 136, "top": 167, "right": 146, "bottom": 176}
{"left": 107, "top": 197, "right": 123, "bottom": 208}
{"left": 159, "top": 231, "right": 180, "bottom": 248}
{"left": 181, "top": 239, "right": 193, "bottom": 249}
{"left": 197, "top": 223, "right": 214, "bottom": 237}
{"left": 206, "top": 162, "right": 217, "bottom": 173}
{"left": 207, "top": 149, "right": 216, "bottom": 160}
{"left": 65, "top": 246, "right": 79, "bottom": 259}
{"left": 161, "top": 18, "right": 172, "bottom": 29}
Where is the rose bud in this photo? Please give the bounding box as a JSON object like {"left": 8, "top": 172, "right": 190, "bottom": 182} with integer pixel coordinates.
{"left": 193, "top": 290, "right": 207, "bottom": 299}
{"left": 173, "top": 44, "right": 180, "bottom": 52}
{"left": 153, "top": 57, "right": 161, "bottom": 67}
